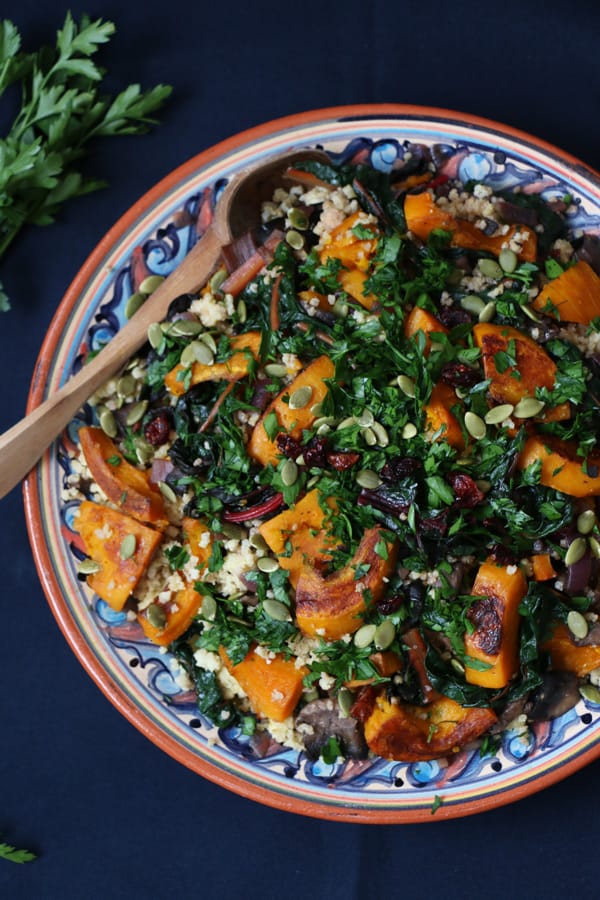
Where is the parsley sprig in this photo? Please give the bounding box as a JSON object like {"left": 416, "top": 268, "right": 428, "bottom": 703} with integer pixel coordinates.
{"left": 0, "top": 13, "right": 172, "bottom": 309}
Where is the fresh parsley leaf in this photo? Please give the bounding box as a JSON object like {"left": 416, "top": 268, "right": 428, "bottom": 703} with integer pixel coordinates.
{"left": 0, "top": 839, "right": 36, "bottom": 864}
{"left": 165, "top": 543, "right": 190, "bottom": 571}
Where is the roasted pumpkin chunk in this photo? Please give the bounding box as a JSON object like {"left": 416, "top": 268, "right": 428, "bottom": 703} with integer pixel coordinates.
{"left": 532, "top": 260, "right": 600, "bottom": 324}
{"left": 473, "top": 322, "right": 557, "bottom": 406}
{"left": 543, "top": 623, "right": 600, "bottom": 676}
{"left": 295, "top": 528, "right": 398, "bottom": 640}
{"left": 518, "top": 435, "right": 600, "bottom": 497}
{"left": 219, "top": 646, "right": 307, "bottom": 722}
{"left": 164, "top": 331, "right": 261, "bottom": 396}
{"left": 79, "top": 426, "right": 168, "bottom": 530}
{"left": 75, "top": 500, "right": 163, "bottom": 611}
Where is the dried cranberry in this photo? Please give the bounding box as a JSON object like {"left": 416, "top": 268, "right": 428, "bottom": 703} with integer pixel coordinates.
{"left": 420, "top": 509, "right": 449, "bottom": 535}
{"left": 380, "top": 456, "right": 421, "bottom": 483}
{"left": 304, "top": 437, "right": 329, "bottom": 468}
{"left": 438, "top": 307, "right": 471, "bottom": 328}
{"left": 488, "top": 543, "right": 518, "bottom": 566}
{"left": 377, "top": 594, "right": 404, "bottom": 615}
{"left": 326, "top": 450, "right": 360, "bottom": 471}
{"left": 447, "top": 472, "right": 485, "bottom": 508}
{"left": 275, "top": 433, "right": 302, "bottom": 459}
{"left": 144, "top": 411, "right": 171, "bottom": 446}
{"left": 440, "top": 362, "right": 480, "bottom": 389}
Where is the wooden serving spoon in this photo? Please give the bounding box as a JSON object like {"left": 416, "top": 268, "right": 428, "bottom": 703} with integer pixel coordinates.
{"left": 0, "top": 148, "right": 329, "bottom": 499}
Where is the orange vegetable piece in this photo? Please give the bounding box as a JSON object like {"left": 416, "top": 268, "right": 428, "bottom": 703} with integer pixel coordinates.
{"left": 219, "top": 646, "right": 307, "bottom": 722}
{"left": 79, "top": 426, "right": 168, "bottom": 530}
{"left": 473, "top": 322, "right": 556, "bottom": 406}
{"left": 543, "top": 623, "right": 600, "bottom": 676}
{"left": 181, "top": 516, "right": 213, "bottom": 570}
{"left": 463, "top": 558, "right": 528, "bottom": 689}
{"left": 320, "top": 211, "right": 379, "bottom": 309}
{"left": 164, "top": 331, "right": 261, "bottom": 396}
{"left": 138, "top": 584, "right": 203, "bottom": 646}
{"left": 258, "top": 490, "right": 340, "bottom": 587}
{"left": 361, "top": 690, "right": 497, "bottom": 762}
{"left": 404, "top": 306, "right": 448, "bottom": 355}
{"left": 531, "top": 553, "right": 556, "bottom": 582}
{"left": 75, "top": 500, "right": 163, "bottom": 611}
{"left": 295, "top": 528, "right": 398, "bottom": 640}
{"left": 423, "top": 382, "right": 464, "bottom": 450}
{"left": 404, "top": 191, "right": 537, "bottom": 261}
{"left": 248, "top": 355, "right": 335, "bottom": 467}
{"left": 517, "top": 435, "right": 600, "bottom": 497}
{"left": 533, "top": 260, "right": 600, "bottom": 324}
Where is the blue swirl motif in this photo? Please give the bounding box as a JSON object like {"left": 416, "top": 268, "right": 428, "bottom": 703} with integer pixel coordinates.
{"left": 59, "top": 134, "right": 600, "bottom": 799}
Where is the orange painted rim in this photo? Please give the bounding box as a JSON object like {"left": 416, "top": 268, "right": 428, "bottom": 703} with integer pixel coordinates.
{"left": 24, "top": 104, "right": 600, "bottom": 822}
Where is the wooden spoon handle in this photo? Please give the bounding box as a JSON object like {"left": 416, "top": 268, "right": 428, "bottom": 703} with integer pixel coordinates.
{"left": 0, "top": 224, "right": 223, "bottom": 500}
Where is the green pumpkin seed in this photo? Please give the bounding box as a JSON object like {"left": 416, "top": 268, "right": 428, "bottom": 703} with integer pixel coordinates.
{"left": 464, "top": 411, "right": 486, "bottom": 440}
{"left": 126, "top": 400, "right": 148, "bottom": 426}
{"left": 402, "top": 422, "right": 417, "bottom": 439}
{"left": 99, "top": 407, "right": 118, "bottom": 438}
{"left": 78, "top": 558, "right": 102, "bottom": 576}
{"left": 513, "top": 397, "right": 545, "bottom": 418}
{"left": 146, "top": 603, "right": 167, "bottom": 629}
{"left": 577, "top": 509, "right": 596, "bottom": 535}
{"left": 280, "top": 458, "right": 298, "bottom": 486}
{"left": 257, "top": 556, "right": 279, "bottom": 573}
{"left": 170, "top": 319, "right": 204, "bottom": 338}
{"left": 139, "top": 274, "right": 165, "bottom": 295}
{"left": 355, "top": 469, "right": 381, "bottom": 490}
{"left": 210, "top": 269, "right": 227, "bottom": 293}
{"left": 484, "top": 403, "right": 514, "bottom": 425}
{"left": 354, "top": 623, "right": 376, "bottom": 649}
{"left": 263, "top": 599, "right": 291, "bottom": 621}
{"left": 450, "top": 657, "right": 466, "bottom": 676}
{"left": 337, "top": 416, "right": 358, "bottom": 430}
{"left": 478, "top": 301, "right": 497, "bottom": 323}
{"left": 221, "top": 522, "right": 245, "bottom": 540}
{"left": 200, "top": 594, "right": 217, "bottom": 621}
{"left": 147, "top": 322, "right": 165, "bottom": 350}
{"left": 199, "top": 332, "right": 218, "bottom": 354}
{"left": 249, "top": 533, "right": 268, "bottom": 552}
{"left": 520, "top": 304, "right": 541, "bottom": 323}
{"left": 296, "top": 454, "right": 305, "bottom": 466}
{"left": 120, "top": 533, "right": 137, "bottom": 560}
{"left": 264, "top": 363, "right": 289, "bottom": 378}
{"left": 310, "top": 401, "right": 325, "bottom": 416}
{"left": 237, "top": 299, "right": 247, "bottom": 323}
{"left": 460, "top": 295, "right": 485, "bottom": 316}
{"left": 565, "top": 537, "right": 587, "bottom": 567}
{"left": 337, "top": 687, "right": 353, "bottom": 718}
{"left": 288, "top": 207, "right": 309, "bottom": 230}
{"left": 286, "top": 229, "right": 304, "bottom": 250}
{"left": 158, "top": 481, "right": 177, "bottom": 503}
{"left": 589, "top": 536, "right": 600, "bottom": 559}
{"left": 567, "top": 609, "right": 589, "bottom": 640}
{"left": 181, "top": 340, "right": 214, "bottom": 367}
{"left": 371, "top": 421, "right": 390, "bottom": 447}
{"left": 313, "top": 416, "right": 337, "bottom": 430}
{"left": 133, "top": 436, "right": 153, "bottom": 465}
{"left": 498, "top": 248, "right": 518, "bottom": 274}
{"left": 397, "top": 375, "right": 416, "bottom": 398}
{"left": 362, "top": 427, "right": 378, "bottom": 447}
{"left": 475, "top": 479, "right": 492, "bottom": 493}
{"left": 357, "top": 409, "right": 374, "bottom": 428}
{"left": 579, "top": 683, "right": 600, "bottom": 704}
{"left": 289, "top": 385, "right": 313, "bottom": 410}
{"left": 478, "top": 259, "right": 503, "bottom": 280}
{"left": 374, "top": 620, "right": 396, "bottom": 651}
{"left": 125, "top": 292, "right": 146, "bottom": 319}
{"left": 316, "top": 423, "right": 332, "bottom": 436}
{"left": 332, "top": 300, "right": 349, "bottom": 318}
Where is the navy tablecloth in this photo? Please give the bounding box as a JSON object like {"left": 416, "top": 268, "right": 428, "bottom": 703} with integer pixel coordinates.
{"left": 2, "top": 1, "right": 600, "bottom": 897}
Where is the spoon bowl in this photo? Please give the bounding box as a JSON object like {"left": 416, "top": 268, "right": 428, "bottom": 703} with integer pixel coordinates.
{"left": 0, "top": 147, "right": 328, "bottom": 499}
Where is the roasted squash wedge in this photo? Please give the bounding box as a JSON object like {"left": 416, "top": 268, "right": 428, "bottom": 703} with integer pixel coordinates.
{"left": 219, "top": 645, "right": 307, "bottom": 721}
{"left": 75, "top": 500, "right": 163, "bottom": 611}
{"left": 463, "top": 558, "right": 528, "bottom": 689}
{"left": 359, "top": 690, "right": 497, "bottom": 762}
{"left": 404, "top": 191, "right": 537, "bottom": 261}
{"left": 404, "top": 306, "right": 448, "bottom": 355}
{"left": 164, "top": 331, "right": 261, "bottom": 396}
{"left": 473, "top": 322, "right": 557, "bottom": 406}
{"left": 295, "top": 528, "right": 398, "bottom": 640}
{"left": 423, "top": 382, "right": 464, "bottom": 450}
{"left": 320, "top": 211, "right": 379, "bottom": 309}
{"left": 258, "top": 489, "right": 340, "bottom": 587}
{"left": 138, "top": 584, "right": 203, "bottom": 646}
{"left": 248, "top": 355, "right": 335, "bottom": 467}
{"left": 543, "top": 623, "right": 600, "bottom": 676}
{"left": 532, "top": 260, "right": 600, "bottom": 324}
{"left": 518, "top": 435, "right": 600, "bottom": 497}
{"left": 79, "top": 426, "right": 168, "bottom": 530}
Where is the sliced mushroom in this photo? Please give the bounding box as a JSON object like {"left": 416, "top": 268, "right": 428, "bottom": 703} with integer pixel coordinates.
{"left": 526, "top": 670, "right": 580, "bottom": 722}
{"left": 295, "top": 698, "right": 367, "bottom": 760}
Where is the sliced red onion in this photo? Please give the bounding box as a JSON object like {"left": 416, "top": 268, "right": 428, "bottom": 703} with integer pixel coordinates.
{"left": 150, "top": 459, "right": 174, "bottom": 485}
{"left": 565, "top": 551, "right": 592, "bottom": 596}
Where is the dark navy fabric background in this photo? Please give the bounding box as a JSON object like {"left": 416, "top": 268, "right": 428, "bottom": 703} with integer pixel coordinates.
{"left": 2, "top": 1, "right": 600, "bottom": 897}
